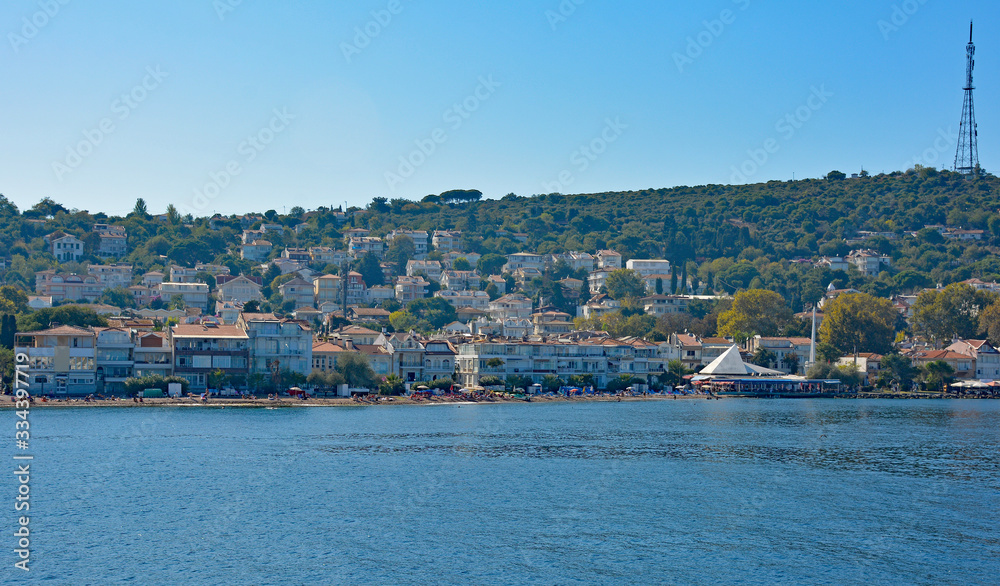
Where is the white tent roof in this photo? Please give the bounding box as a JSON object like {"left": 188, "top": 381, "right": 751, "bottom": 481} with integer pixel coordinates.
{"left": 700, "top": 344, "right": 784, "bottom": 376}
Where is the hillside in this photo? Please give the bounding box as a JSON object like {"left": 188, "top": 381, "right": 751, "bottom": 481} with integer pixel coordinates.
{"left": 1, "top": 167, "right": 999, "bottom": 313}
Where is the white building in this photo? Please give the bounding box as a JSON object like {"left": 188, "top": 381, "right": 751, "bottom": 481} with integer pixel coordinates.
{"left": 239, "top": 313, "right": 313, "bottom": 377}
{"left": 487, "top": 293, "right": 533, "bottom": 321}
{"left": 158, "top": 282, "right": 210, "bottom": 310}
{"left": 626, "top": 259, "right": 672, "bottom": 278}
{"left": 435, "top": 290, "right": 491, "bottom": 310}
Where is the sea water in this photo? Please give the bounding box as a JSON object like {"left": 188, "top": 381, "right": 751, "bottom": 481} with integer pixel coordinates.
{"left": 4, "top": 400, "right": 999, "bottom": 584}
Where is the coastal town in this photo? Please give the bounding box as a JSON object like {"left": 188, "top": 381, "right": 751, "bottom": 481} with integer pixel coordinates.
{"left": 3, "top": 199, "right": 1000, "bottom": 400}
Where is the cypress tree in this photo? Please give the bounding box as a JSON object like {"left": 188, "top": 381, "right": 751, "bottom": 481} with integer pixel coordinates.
{"left": 670, "top": 266, "right": 678, "bottom": 295}
{"left": 680, "top": 263, "right": 688, "bottom": 295}
{"left": 1, "top": 314, "right": 15, "bottom": 350}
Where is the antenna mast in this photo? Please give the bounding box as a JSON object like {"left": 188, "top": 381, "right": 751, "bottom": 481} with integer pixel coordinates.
{"left": 955, "top": 20, "right": 980, "bottom": 175}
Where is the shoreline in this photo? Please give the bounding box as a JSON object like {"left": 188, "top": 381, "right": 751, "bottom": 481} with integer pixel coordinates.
{"left": 1, "top": 392, "right": 996, "bottom": 408}
{"left": 1, "top": 393, "right": 708, "bottom": 408}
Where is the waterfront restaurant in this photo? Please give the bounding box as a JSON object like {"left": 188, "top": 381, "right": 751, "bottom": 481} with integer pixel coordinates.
{"left": 693, "top": 345, "right": 841, "bottom": 396}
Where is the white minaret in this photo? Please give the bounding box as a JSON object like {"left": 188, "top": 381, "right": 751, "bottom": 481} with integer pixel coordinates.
{"left": 808, "top": 303, "right": 817, "bottom": 367}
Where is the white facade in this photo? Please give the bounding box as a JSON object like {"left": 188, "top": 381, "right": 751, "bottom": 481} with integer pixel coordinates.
{"left": 626, "top": 259, "right": 672, "bottom": 278}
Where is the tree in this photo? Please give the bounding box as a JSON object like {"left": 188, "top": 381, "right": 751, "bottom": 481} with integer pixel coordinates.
{"left": 783, "top": 352, "right": 800, "bottom": 374}
{"left": 605, "top": 269, "right": 646, "bottom": 301}
{"left": 752, "top": 347, "right": 778, "bottom": 369}
{"left": 336, "top": 353, "right": 376, "bottom": 389}
{"left": 0, "top": 347, "right": 15, "bottom": 391}
{"left": 17, "top": 306, "right": 108, "bottom": 332}
{"left": 805, "top": 362, "right": 863, "bottom": 387}
{"left": 0, "top": 286, "right": 29, "bottom": 313}
{"left": 477, "top": 253, "right": 507, "bottom": 276}
{"left": 453, "top": 257, "right": 472, "bottom": 271}
{"left": 876, "top": 354, "right": 916, "bottom": 389}
{"left": 407, "top": 297, "right": 457, "bottom": 330}
{"left": 662, "top": 359, "right": 691, "bottom": 387}
{"left": 353, "top": 253, "right": 384, "bottom": 287}
{"left": 385, "top": 235, "right": 415, "bottom": 267}
{"left": 717, "top": 289, "right": 792, "bottom": 338}
{"left": 166, "top": 204, "right": 181, "bottom": 225}
{"left": 655, "top": 277, "right": 663, "bottom": 295}
{"left": 0, "top": 314, "right": 16, "bottom": 350}
{"left": 132, "top": 198, "right": 148, "bottom": 217}
{"left": 826, "top": 170, "right": 847, "bottom": 181}
{"left": 98, "top": 287, "right": 137, "bottom": 309}
{"left": 505, "top": 374, "right": 533, "bottom": 391}
{"left": 541, "top": 375, "right": 564, "bottom": 393}
{"left": 379, "top": 374, "right": 406, "bottom": 396}
{"left": 243, "top": 300, "right": 261, "bottom": 313}
{"left": 913, "top": 283, "right": 997, "bottom": 343}
{"left": 819, "top": 292, "right": 897, "bottom": 355}
{"left": 919, "top": 360, "right": 954, "bottom": 391}
{"left": 816, "top": 341, "right": 841, "bottom": 364}
{"left": 485, "top": 282, "right": 500, "bottom": 301}
{"left": 978, "top": 301, "right": 1000, "bottom": 347}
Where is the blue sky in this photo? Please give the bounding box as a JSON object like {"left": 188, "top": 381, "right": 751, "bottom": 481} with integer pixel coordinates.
{"left": 1, "top": 0, "right": 996, "bottom": 216}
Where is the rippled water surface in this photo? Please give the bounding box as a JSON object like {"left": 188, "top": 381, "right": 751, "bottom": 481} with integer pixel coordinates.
{"left": 4, "top": 400, "right": 999, "bottom": 584}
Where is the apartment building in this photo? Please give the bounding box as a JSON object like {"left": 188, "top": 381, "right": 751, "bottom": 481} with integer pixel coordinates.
{"left": 432, "top": 230, "right": 462, "bottom": 252}
{"left": 15, "top": 326, "right": 97, "bottom": 396}
{"left": 406, "top": 260, "right": 443, "bottom": 282}
{"left": 395, "top": 276, "right": 429, "bottom": 304}
{"left": 238, "top": 313, "right": 313, "bottom": 377}
{"left": 158, "top": 282, "right": 210, "bottom": 310}
{"left": 88, "top": 264, "right": 134, "bottom": 289}
{"left": 35, "top": 271, "right": 105, "bottom": 303}
{"left": 170, "top": 323, "right": 250, "bottom": 391}
{"left": 93, "top": 224, "right": 127, "bottom": 258}
{"left": 386, "top": 230, "right": 429, "bottom": 258}
{"left": 626, "top": 259, "right": 672, "bottom": 278}
{"left": 95, "top": 327, "right": 134, "bottom": 393}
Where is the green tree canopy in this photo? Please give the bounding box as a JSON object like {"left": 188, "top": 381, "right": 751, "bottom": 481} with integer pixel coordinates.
{"left": 912, "top": 283, "right": 997, "bottom": 343}
{"left": 336, "top": 353, "right": 376, "bottom": 389}
{"left": 477, "top": 253, "right": 507, "bottom": 276}
{"left": 819, "top": 292, "right": 896, "bottom": 355}
{"left": 17, "top": 306, "right": 109, "bottom": 332}
{"left": 605, "top": 269, "right": 646, "bottom": 301}
{"left": 717, "top": 289, "right": 792, "bottom": 338}
{"left": 385, "top": 235, "right": 415, "bottom": 267}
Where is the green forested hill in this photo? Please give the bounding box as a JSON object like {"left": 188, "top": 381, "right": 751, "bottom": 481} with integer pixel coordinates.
{"left": 2, "top": 167, "right": 999, "bottom": 313}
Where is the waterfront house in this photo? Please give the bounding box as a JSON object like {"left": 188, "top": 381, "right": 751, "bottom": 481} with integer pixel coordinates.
{"left": 239, "top": 313, "right": 313, "bottom": 377}
{"left": 170, "top": 323, "right": 250, "bottom": 391}
{"left": 15, "top": 326, "right": 97, "bottom": 396}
